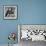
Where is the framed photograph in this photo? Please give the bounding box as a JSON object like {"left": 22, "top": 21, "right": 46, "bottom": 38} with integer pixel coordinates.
{"left": 18, "top": 24, "right": 46, "bottom": 42}
{"left": 4, "top": 5, "right": 17, "bottom": 19}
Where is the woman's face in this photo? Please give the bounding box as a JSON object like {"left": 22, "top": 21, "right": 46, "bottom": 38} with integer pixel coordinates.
{"left": 9, "top": 8, "right": 11, "bottom": 11}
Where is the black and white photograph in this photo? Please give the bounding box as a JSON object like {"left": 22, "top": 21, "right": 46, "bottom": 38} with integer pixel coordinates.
{"left": 4, "top": 5, "right": 17, "bottom": 19}
{"left": 19, "top": 25, "right": 46, "bottom": 41}
{"left": 18, "top": 25, "right": 46, "bottom": 46}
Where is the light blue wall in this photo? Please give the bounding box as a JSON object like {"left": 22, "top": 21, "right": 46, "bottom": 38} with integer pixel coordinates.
{"left": 20, "top": 0, "right": 46, "bottom": 24}
{"left": 0, "top": 0, "right": 46, "bottom": 44}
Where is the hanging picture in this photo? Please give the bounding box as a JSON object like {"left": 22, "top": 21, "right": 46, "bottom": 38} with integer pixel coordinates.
{"left": 4, "top": 5, "right": 17, "bottom": 19}
{"left": 18, "top": 24, "right": 46, "bottom": 41}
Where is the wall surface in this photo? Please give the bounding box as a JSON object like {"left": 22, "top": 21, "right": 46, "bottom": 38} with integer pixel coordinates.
{"left": 0, "top": 0, "right": 46, "bottom": 45}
